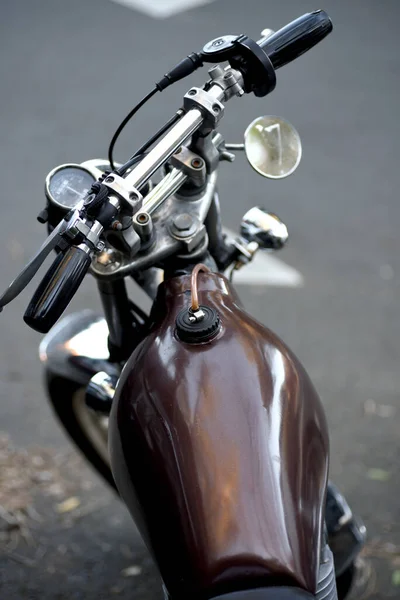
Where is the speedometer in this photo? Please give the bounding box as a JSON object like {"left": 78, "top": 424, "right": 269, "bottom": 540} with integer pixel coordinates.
{"left": 45, "top": 164, "right": 96, "bottom": 211}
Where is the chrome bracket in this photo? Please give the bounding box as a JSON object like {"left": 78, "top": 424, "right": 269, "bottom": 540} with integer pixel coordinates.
{"left": 188, "top": 308, "right": 205, "bottom": 323}
{"left": 208, "top": 66, "right": 244, "bottom": 98}
{"left": 183, "top": 87, "right": 224, "bottom": 130}
{"left": 63, "top": 218, "right": 104, "bottom": 249}
{"left": 170, "top": 147, "right": 206, "bottom": 187}
{"left": 102, "top": 173, "right": 143, "bottom": 214}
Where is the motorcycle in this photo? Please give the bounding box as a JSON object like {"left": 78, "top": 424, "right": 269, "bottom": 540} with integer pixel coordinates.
{"left": 0, "top": 11, "right": 367, "bottom": 600}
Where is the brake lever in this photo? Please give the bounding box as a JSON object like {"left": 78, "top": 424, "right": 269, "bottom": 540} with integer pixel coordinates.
{"left": 0, "top": 202, "right": 83, "bottom": 311}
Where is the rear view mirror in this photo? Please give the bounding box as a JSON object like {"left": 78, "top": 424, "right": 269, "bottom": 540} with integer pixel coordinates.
{"left": 244, "top": 116, "right": 302, "bottom": 179}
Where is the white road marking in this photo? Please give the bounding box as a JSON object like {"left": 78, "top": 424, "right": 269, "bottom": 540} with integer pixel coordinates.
{"left": 110, "top": 0, "right": 216, "bottom": 19}
{"left": 223, "top": 228, "right": 303, "bottom": 287}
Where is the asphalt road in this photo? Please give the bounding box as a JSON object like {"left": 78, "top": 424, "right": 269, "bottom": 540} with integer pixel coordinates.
{"left": 1, "top": 0, "right": 400, "bottom": 598}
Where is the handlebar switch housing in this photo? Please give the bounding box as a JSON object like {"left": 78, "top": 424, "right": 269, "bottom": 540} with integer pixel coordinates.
{"left": 201, "top": 35, "right": 276, "bottom": 97}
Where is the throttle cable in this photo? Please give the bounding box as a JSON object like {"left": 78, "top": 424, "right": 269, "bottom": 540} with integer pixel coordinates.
{"left": 107, "top": 52, "right": 203, "bottom": 171}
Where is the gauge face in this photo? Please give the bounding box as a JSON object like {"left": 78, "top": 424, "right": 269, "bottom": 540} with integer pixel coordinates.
{"left": 46, "top": 165, "right": 95, "bottom": 210}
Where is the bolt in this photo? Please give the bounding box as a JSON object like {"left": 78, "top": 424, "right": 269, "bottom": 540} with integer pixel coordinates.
{"left": 213, "top": 38, "right": 224, "bottom": 47}
{"left": 105, "top": 176, "right": 114, "bottom": 183}
{"left": 112, "top": 220, "right": 123, "bottom": 231}
{"left": 129, "top": 191, "right": 139, "bottom": 201}
{"left": 188, "top": 89, "right": 197, "bottom": 97}
{"left": 212, "top": 104, "right": 221, "bottom": 114}
{"left": 173, "top": 213, "right": 193, "bottom": 231}
{"left": 191, "top": 158, "right": 203, "bottom": 169}
{"left": 136, "top": 212, "right": 149, "bottom": 225}
{"left": 224, "top": 73, "right": 231, "bottom": 80}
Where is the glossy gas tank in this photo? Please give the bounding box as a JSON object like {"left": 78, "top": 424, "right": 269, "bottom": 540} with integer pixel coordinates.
{"left": 109, "top": 272, "right": 329, "bottom": 599}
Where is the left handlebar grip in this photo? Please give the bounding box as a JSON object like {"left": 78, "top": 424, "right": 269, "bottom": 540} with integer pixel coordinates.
{"left": 24, "top": 245, "right": 92, "bottom": 333}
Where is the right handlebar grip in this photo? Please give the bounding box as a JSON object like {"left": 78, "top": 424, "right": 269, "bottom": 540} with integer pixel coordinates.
{"left": 24, "top": 245, "right": 92, "bottom": 333}
{"left": 260, "top": 10, "right": 332, "bottom": 70}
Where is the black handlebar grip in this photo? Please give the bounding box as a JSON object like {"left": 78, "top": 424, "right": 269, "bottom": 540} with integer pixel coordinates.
{"left": 259, "top": 10, "right": 332, "bottom": 70}
{"left": 24, "top": 245, "right": 92, "bottom": 333}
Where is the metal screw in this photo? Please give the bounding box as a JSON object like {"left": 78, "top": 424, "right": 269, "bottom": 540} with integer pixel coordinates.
{"left": 212, "top": 104, "right": 221, "bottom": 114}
{"left": 188, "top": 89, "right": 197, "bottom": 96}
{"left": 173, "top": 213, "right": 193, "bottom": 231}
{"left": 105, "top": 176, "right": 114, "bottom": 183}
{"left": 129, "top": 191, "right": 139, "bottom": 201}
{"left": 112, "top": 220, "right": 123, "bottom": 231}
{"left": 191, "top": 158, "right": 203, "bottom": 169}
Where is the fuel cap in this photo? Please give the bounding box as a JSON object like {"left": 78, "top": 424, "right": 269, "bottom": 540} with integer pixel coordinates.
{"left": 176, "top": 305, "right": 220, "bottom": 344}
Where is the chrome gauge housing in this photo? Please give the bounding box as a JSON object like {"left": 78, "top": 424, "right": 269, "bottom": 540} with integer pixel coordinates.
{"left": 45, "top": 163, "right": 96, "bottom": 212}
{"left": 42, "top": 160, "right": 116, "bottom": 230}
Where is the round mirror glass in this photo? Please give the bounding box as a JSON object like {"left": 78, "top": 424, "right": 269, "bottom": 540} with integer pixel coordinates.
{"left": 244, "top": 116, "right": 302, "bottom": 179}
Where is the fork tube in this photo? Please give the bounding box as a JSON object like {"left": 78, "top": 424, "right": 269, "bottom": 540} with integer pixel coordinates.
{"left": 97, "top": 279, "right": 133, "bottom": 360}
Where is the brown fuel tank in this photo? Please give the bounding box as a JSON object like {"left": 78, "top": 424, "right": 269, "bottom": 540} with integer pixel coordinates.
{"left": 109, "top": 272, "right": 329, "bottom": 599}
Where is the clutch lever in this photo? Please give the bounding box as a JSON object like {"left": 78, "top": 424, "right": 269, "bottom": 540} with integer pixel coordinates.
{"left": 0, "top": 202, "right": 83, "bottom": 311}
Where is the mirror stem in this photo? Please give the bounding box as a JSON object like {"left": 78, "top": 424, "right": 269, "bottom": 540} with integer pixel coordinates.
{"left": 225, "top": 143, "right": 245, "bottom": 151}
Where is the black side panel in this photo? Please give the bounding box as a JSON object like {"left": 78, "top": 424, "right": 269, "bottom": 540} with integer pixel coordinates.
{"left": 210, "top": 590, "right": 314, "bottom": 600}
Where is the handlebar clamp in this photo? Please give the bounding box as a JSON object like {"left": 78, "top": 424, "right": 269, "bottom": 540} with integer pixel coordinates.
{"left": 183, "top": 88, "right": 225, "bottom": 131}
{"left": 101, "top": 173, "right": 143, "bottom": 214}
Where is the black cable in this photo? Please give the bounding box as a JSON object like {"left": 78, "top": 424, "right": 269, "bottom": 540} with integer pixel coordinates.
{"left": 107, "top": 52, "right": 203, "bottom": 171}
{"left": 85, "top": 182, "right": 110, "bottom": 217}
{"left": 108, "top": 87, "right": 158, "bottom": 171}
{"left": 118, "top": 151, "right": 148, "bottom": 175}
{"left": 128, "top": 109, "right": 184, "bottom": 163}
{"left": 118, "top": 109, "right": 185, "bottom": 176}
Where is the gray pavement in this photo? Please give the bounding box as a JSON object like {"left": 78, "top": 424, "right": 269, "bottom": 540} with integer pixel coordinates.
{"left": 1, "top": 0, "right": 400, "bottom": 597}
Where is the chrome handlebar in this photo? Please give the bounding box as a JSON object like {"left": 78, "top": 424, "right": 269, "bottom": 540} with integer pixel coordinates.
{"left": 102, "top": 79, "right": 238, "bottom": 209}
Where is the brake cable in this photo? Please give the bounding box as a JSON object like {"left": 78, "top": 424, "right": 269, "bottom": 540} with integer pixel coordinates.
{"left": 108, "top": 88, "right": 158, "bottom": 171}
